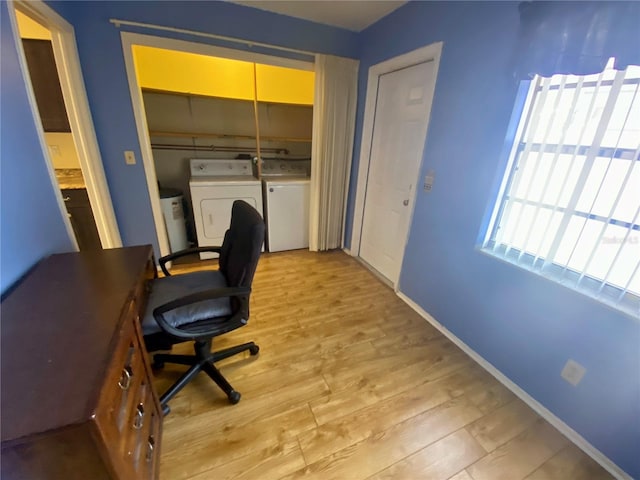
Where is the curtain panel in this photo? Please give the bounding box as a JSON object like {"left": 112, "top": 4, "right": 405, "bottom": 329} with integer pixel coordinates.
{"left": 309, "top": 55, "right": 359, "bottom": 251}
{"left": 515, "top": 1, "right": 640, "bottom": 78}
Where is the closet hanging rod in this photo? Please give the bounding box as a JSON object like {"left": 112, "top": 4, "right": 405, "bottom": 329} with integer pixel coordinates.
{"left": 109, "top": 19, "right": 316, "bottom": 57}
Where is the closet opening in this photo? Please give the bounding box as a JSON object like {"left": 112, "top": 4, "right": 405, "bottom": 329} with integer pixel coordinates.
{"left": 122, "top": 33, "right": 314, "bottom": 263}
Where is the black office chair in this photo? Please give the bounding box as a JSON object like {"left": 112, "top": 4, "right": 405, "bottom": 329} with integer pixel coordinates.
{"left": 142, "top": 200, "right": 265, "bottom": 415}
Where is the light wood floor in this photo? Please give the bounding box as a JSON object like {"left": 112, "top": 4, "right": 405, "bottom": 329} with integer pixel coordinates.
{"left": 154, "top": 250, "right": 612, "bottom": 480}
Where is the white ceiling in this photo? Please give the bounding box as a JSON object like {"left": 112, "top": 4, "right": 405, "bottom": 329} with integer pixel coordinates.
{"left": 233, "top": 1, "right": 407, "bottom": 32}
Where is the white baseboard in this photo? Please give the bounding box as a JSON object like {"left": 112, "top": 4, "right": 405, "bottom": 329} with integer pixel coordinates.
{"left": 396, "top": 291, "right": 631, "bottom": 480}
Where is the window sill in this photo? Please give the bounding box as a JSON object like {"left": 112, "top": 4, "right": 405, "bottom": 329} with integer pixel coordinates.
{"left": 476, "top": 246, "right": 640, "bottom": 321}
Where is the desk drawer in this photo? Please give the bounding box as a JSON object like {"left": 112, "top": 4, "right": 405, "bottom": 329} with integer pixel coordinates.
{"left": 145, "top": 409, "right": 161, "bottom": 479}
{"left": 95, "top": 306, "right": 137, "bottom": 431}
{"left": 121, "top": 367, "right": 161, "bottom": 477}
{"left": 123, "top": 373, "right": 160, "bottom": 479}
{"left": 94, "top": 302, "right": 152, "bottom": 478}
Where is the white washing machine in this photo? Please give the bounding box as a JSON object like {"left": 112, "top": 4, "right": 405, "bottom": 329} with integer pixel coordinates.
{"left": 189, "top": 159, "right": 263, "bottom": 259}
{"left": 261, "top": 158, "right": 311, "bottom": 253}
{"left": 263, "top": 177, "right": 310, "bottom": 252}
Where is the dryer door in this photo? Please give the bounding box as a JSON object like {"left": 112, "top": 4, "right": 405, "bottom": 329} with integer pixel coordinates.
{"left": 190, "top": 184, "right": 263, "bottom": 259}
{"left": 201, "top": 198, "right": 235, "bottom": 243}
{"left": 200, "top": 196, "right": 260, "bottom": 244}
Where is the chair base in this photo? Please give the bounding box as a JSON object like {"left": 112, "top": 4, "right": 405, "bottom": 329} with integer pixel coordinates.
{"left": 153, "top": 339, "right": 259, "bottom": 415}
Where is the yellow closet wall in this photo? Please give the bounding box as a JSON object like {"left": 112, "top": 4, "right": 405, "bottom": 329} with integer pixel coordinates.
{"left": 133, "top": 46, "right": 314, "bottom": 105}
{"left": 15, "top": 10, "right": 51, "bottom": 40}
{"left": 133, "top": 46, "right": 255, "bottom": 100}
{"left": 254, "top": 64, "right": 314, "bottom": 105}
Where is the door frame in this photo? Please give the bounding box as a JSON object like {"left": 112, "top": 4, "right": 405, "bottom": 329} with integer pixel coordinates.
{"left": 119, "top": 31, "right": 314, "bottom": 257}
{"left": 349, "top": 42, "right": 442, "bottom": 287}
{"left": 10, "top": 0, "right": 122, "bottom": 249}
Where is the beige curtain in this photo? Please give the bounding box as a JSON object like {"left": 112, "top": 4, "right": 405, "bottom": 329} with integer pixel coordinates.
{"left": 309, "top": 54, "right": 359, "bottom": 251}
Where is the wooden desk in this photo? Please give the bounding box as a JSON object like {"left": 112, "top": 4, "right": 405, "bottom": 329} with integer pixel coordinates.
{"left": 1, "top": 246, "right": 161, "bottom": 479}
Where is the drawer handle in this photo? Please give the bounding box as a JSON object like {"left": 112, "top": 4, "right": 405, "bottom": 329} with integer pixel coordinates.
{"left": 63, "top": 196, "right": 71, "bottom": 202}
{"left": 146, "top": 435, "right": 155, "bottom": 463}
{"left": 118, "top": 366, "right": 133, "bottom": 390}
{"left": 133, "top": 403, "right": 145, "bottom": 429}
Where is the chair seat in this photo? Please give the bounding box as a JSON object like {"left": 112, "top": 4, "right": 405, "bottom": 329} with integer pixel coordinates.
{"left": 142, "top": 270, "right": 232, "bottom": 336}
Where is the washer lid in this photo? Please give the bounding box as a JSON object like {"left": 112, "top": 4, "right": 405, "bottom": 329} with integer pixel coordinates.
{"left": 263, "top": 177, "right": 310, "bottom": 187}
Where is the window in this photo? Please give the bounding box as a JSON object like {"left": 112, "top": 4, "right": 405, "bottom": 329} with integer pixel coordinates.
{"left": 484, "top": 59, "right": 640, "bottom": 317}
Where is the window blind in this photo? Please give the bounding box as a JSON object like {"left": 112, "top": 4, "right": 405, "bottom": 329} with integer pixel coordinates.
{"left": 485, "top": 60, "right": 640, "bottom": 317}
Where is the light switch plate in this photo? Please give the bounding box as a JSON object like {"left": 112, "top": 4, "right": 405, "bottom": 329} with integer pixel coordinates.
{"left": 49, "top": 145, "right": 61, "bottom": 157}
{"left": 124, "top": 150, "right": 136, "bottom": 165}
{"left": 424, "top": 170, "right": 435, "bottom": 191}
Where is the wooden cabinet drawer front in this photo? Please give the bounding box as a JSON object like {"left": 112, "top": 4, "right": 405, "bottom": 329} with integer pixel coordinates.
{"left": 121, "top": 333, "right": 161, "bottom": 480}
{"left": 123, "top": 379, "right": 157, "bottom": 477}
{"left": 94, "top": 304, "right": 143, "bottom": 455}
{"left": 145, "top": 408, "right": 162, "bottom": 480}
{"left": 61, "top": 188, "right": 89, "bottom": 207}
{"left": 116, "top": 346, "right": 146, "bottom": 455}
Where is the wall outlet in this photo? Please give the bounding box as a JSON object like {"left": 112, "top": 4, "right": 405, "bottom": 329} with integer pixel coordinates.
{"left": 561, "top": 359, "right": 586, "bottom": 386}
{"left": 124, "top": 150, "right": 136, "bottom": 165}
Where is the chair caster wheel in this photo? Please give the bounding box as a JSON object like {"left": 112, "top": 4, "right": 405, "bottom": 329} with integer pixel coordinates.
{"left": 249, "top": 345, "right": 260, "bottom": 356}
{"left": 228, "top": 390, "right": 241, "bottom": 404}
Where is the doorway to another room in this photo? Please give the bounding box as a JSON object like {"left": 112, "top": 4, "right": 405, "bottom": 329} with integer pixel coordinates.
{"left": 14, "top": 10, "right": 100, "bottom": 250}
{"left": 10, "top": 2, "right": 121, "bottom": 252}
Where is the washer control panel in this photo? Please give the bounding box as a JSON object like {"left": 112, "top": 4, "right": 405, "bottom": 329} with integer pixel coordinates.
{"left": 261, "top": 159, "right": 310, "bottom": 177}
{"left": 190, "top": 159, "right": 254, "bottom": 177}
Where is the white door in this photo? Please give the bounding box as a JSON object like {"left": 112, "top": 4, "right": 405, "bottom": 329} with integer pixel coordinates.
{"left": 359, "top": 61, "right": 436, "bottom": 283}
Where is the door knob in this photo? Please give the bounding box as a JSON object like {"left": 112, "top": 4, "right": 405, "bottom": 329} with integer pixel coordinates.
{"left": 403, "top": 199, "right": 409, "bottom": 206}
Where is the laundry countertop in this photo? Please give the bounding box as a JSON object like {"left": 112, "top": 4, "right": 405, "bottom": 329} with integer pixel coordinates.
{"left": 56, "top": 169, "right": 86, "bottom": 190}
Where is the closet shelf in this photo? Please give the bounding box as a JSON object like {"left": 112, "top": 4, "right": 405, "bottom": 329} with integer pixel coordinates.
{"left": 142, "top": 88, "right": 313, "bottom": 108}
{"left": 149, "top": 130, "right": 312, "bottom": 143}
{"left": 150, "top": 143, "right": 288, "bottom": 154}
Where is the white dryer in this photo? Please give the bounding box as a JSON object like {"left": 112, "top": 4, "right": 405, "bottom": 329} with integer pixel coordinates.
{"left": 189, "top": 159, "right": 263, "bottom": 259}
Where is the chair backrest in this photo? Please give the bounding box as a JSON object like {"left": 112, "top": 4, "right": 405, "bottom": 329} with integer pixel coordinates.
{"left": 219, "top": 200, "right": 265, "bottom": 289}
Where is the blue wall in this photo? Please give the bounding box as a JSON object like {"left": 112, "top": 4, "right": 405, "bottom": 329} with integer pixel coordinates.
{"left": 48, "top": 0, "right": 359, "bottom": 257}
{"left": 349, "top": 2, "right": 639, "bottom": 477}
{"left": 0, "top": 3, "right": 74, "bottom": 295}
{"left": 2, "top": 0, "right": 638, "bottom": 475}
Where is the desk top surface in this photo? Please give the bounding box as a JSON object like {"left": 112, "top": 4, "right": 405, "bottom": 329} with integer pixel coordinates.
{"left": 1, "top": 246, "right": 152, "bottom": 444}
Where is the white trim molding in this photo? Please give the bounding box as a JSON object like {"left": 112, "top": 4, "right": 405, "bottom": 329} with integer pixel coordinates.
{"left": 119, "top": 31, "right": 314, "bottom": 72}
{"left": 397, "top": 290, "right": 632, "bottom": 480}
{"left": 349, "top": 42, "right": 443, "bottom": 283}
{"left": 120, "top": 32, "right": 171, "bottom": 258}
{"left": 110, "top": 18, "right": 316, "bottom": 58}
{"left": 11, "top": 0, "right": 122, "bottom": 249}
